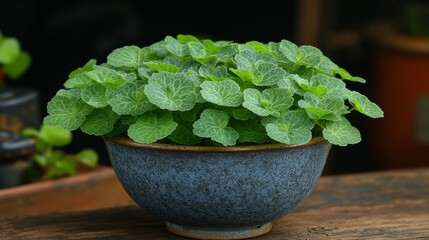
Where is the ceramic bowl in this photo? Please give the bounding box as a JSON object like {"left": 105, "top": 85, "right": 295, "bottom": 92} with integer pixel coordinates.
{"left": 105, "top": 136, "right": 331, "bottom": 239}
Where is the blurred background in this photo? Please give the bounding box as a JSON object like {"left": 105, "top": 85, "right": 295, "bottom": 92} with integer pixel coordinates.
{"left": 1, "top": 0, "right": 428, "bottom": 175}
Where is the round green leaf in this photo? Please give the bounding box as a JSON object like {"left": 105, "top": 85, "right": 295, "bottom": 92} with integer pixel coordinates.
{"left": 107, "top": 46, "right": 144, "bottom": 69}
{"left": 52, "top": 156, "right": 77, "bottom": 177}
{"left": 348, "top": 91, "right": 384, "bottom": 118}
{"left": 188, "top": 41, "right": 207, "bottom": 59}
{"left": 77, "top": 149, "right": 99, "bottom": 167}
{"left": 278, "top": 39, "right": 298, "bottom": 63}
{"left": 243, "top": 88, "right": 293, "bottom": 117}
{"left": 235, "top": 50, "right": 258, "bottom": 70}
{"left": 81, "top": 84, "right": 110, "bottom": 108}
{"left": 144, "top": 61, "right": 179, "bottom": 72}
{"left": 312, "top": 74, "right": 348, "bottom": 98}
{"left": 177, "top": 34, "right": 199, "bottom": 44}
{"left": 145, "top": 72, "right": 197, "bottom": 111}
{"left": 0, "top": 38, "right": 20, "bottom": 63}
{"left": 3, "top": 51, "right": 31, "bottom": 79}
{"left": 322, "top": 117, "right": 361, "bottom": 146}
{"left": 193, "top": 109, "right": 238, "bottom": 146}
{"left": 252, "top": 61, "right": 287, "bottom": 86}
{"left": 298, "top": 93, "right": 347, "bottom": 121}
{"left": 80, "top": 107, "right": 120, "bottom": 136}
{"left": 40, "top": 124, "right": 72, "bottom": 147}
{"left": 200, "top": 80, "right": 243, "bottom": 107}
{"left": 86, "top": 66, "right": 126, "bottom": 87}
{"left": 44, "top": 95, "right": 93, "bottom": 131}
{"left": 164, "top": 36, "right": 189, "bottom": 57}
{"left": 266, "top": 110, "right": 314, "bottom": 144}
{"left": 110, "top": 82, "right": 155, "bottom": 115}
{"left": 128, "top": 112, "right": 178, "bottom": 144}
{"left": 64, "top": 72, "right": 93, "bottom": 89}
{"left": 296, "top": 45, "right": 322, "bottom": 67}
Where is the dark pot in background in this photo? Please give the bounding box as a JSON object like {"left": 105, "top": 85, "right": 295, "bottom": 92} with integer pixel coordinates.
{"left": 0, "top": 88, "right": 40, "bottom": 188}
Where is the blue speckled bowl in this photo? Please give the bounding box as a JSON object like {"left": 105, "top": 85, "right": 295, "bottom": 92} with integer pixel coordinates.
{"left": 105, "top": 136, "right": 331, "bottom": 239}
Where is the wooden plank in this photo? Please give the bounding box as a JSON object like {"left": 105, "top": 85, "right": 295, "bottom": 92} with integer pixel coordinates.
{"left": 267, "top": 168, "right": 429, "bottom": 239}
{"left": 0, "top": 168, "right": 428, "bottom": 239}
{"left": 0, "top": 166, "right": 135, "bottom": 218}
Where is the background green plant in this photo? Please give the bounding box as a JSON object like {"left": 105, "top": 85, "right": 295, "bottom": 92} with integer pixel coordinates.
{"left": 0, "top": 31, "right": 31, "bottom": 83}
{"left": 22, "top": 124, "right": 98, "bottom": 180}
{"left": 400, "top": 2, "right": 429, "bottom": 37}
{"left": 44, "top": 34, "right": 383, "bottom": 147}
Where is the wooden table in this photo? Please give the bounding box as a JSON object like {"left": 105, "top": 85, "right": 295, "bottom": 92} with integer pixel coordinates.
{"left": 1, "top": 168, "right": 428, "bottom": 239}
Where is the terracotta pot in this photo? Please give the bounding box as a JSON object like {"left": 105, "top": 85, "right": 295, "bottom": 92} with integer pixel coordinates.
{"left": 105, "top": 136, "right": 331, "bottom": 240}
{"left": 368, "top": 22, "right": 429, "bottom": 169}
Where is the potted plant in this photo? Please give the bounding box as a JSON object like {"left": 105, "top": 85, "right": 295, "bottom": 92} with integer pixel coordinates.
{"left": 20, "top": 124, "right": 99, "bottom": 180}
{"left": 43, "top": 34, "right": 383, "bottom": 239}
{"left": 0, "top": 124, "right": 134, "bottom": 218}
{"left": 0, "top": 31, "right": 36, "bottom": 188}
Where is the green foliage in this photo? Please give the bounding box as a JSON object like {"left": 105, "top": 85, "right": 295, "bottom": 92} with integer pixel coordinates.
{"left": 44, "top": 35, "right": 384, "bottom": 147}
{"left": 144, "top": 72, "right": 198, "bottom": 111}
{"left": 265, "top": 110, "right": 314, "bottom": 144}
{"left": 193, "top": 109, "right": 239, "bottom": 146}
{"left": 0, "top": 31, "right": 31, "bottom": 81}
{"left": 200, "top": 80, "right": 243, "bottom": 107}
{"left": 128, "top": 112, "right": 178, "bottom": 143}
{"left": 21, "top": 124, "right": 98, "bottom": 180}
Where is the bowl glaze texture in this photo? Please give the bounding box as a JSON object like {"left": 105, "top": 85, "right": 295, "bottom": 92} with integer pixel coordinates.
{"left": 105, "top": 136, "right": 331, "bottom": 239}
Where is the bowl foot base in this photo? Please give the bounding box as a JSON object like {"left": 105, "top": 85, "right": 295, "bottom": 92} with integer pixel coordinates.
{"left": 165, "top": 221, "right": 272, "bottom": 240}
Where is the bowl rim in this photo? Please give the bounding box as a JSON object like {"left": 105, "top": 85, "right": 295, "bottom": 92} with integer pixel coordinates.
{"left": 105, "top": 136, "right": 329, "bottom": 153}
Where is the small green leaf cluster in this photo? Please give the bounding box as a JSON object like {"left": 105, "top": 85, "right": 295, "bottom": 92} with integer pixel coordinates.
{"left": 44, "top": 35, "right": 383, "bottom": 147}
{"left": 21, "top": 124, "right": 98, "bottom": 180}
{"left": 0, "top": 31, "right": 31, "bottom": 81}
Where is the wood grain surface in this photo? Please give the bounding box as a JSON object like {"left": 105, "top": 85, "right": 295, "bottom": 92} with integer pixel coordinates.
{"left": 1, "top": 168, "right": 428, "bottom": 239}
{"left": 0, "top": 166, "right": 134, "bottom": 218}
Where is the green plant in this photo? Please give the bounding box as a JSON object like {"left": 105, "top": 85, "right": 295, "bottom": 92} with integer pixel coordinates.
{"left": 21, "top": 124, "right": 98, "bottom": 180}
{"left": 0, "top": 31, "right": 31, "bottom": 87}
{"left": 43, "top": 34, "right": 383, "bottom": 147}
{"left": 400, "top": 2, "right": 429, "bottom": 37}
